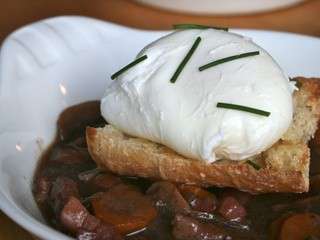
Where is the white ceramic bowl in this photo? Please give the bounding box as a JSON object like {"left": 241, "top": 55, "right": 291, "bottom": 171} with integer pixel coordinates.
{"left": 135, "top": 0, "right": 305, "bottom": 15}
{"left": 0, "top": 16, "right": 320, "bottom": 240}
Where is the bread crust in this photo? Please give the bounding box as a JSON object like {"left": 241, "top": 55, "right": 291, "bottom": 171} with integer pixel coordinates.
{"left": 87, "top": 77, "right": 320, "bottom": 193}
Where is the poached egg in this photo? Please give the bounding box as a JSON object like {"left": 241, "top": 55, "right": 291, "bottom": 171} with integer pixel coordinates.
{"left": 101, "top": 29, "right": 294, "bottom": 163}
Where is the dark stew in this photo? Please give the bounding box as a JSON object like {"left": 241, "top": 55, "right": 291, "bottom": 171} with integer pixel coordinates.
{"left": 33, "top": 101, "right": 320, "bottom": 240}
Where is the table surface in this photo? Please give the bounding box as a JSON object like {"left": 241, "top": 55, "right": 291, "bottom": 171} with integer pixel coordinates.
{"left": 1, "top": 0, "right": 320, "bottom": 239}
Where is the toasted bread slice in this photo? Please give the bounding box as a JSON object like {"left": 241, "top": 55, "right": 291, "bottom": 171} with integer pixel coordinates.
{"left": 86, "top": 77, "right": 320, "bottom": 193}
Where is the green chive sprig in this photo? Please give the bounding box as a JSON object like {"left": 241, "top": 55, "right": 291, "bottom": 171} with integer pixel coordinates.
{"left": 216, "top": 102, "right": 270, "bottom": 117}
{"left": 173, "top": 24, "right": 228, "bottom": 31}
{"left": 170, "top": 37, "right": 202, "bottom": 83}
{"left": 246, "top": 160, "right": 261, "bottom": 170}
{"left": 199, "top": 51, "right": 260, "bottom": 72}
{"left": 290, "top": 78, "right": 302, "bottom": 89}
{"left": 111, "top": 55, "right": 148, "bottom": 80}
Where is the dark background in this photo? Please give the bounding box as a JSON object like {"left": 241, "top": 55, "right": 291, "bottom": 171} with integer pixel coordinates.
{"left": 1, "top": 0, "right": 320, "bottom": 44}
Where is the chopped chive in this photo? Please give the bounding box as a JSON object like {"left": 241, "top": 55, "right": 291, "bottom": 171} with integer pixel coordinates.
{"left": 199, "top": 51, "right": 260, "bottom": 72}
{"left": 246, "top": 160, "right": 261, "bottom": 170}
{"left": 170, "top": 37, "right": 202, "bottom": 83}
{"left": 289, "top": 78, "right": 302, "bottom": 89}
{"left": 111, "top": 55, "right": 148, "bottom": 80}
{"left": 216, "top": 102, "right": 270, "bottom": 117}
{"left": 173, "top": 23, "right": 228, "bottom": 31}
{"left": 292, "top": 79, "right": 302, "bottom": 89}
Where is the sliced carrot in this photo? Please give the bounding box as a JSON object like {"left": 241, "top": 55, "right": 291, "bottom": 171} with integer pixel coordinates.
{"left": 91, "top": 184, "right": 157, "bottom": 234}
{"left": 269, "top": 214, "right": 291, "bottom": 240}
{"left": 279, "top": 213, "right": 320, "bottom": 240}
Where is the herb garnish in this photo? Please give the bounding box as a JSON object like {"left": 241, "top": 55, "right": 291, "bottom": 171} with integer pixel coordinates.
{"left": 246, "top": 160, "right": 261, "bottom": 170}
{"left": 199, "top": 51, "right": 260, "bottom": 72}
{"left": 173, "top": 24, "right": 228, "bottom": 31}
{"left": 290, "top": 78, "right": 302, "bottom": 89}
{"left": 170, "top": 37, "right": 202, "bottom": 83}
{"left": 111, "top": 55, "right": 148, "bottom": 80}
{"left": 216, "top": 102, "right": 270, "bottom": 117}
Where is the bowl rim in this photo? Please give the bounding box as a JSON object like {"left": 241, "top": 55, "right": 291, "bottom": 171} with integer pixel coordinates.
{"left": 134, "top": 0, "right": 306, "bottom": 15}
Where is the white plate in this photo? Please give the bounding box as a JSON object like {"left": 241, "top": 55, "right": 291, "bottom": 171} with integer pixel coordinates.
{"left": 0, "top": 16, "right": 319, "bottom": 240}
{"left": 135, "top": 0, "right": 305, "bottom": 15}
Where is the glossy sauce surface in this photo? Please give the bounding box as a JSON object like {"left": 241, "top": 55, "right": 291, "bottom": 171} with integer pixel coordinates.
{"left": 33, "top": 101, "right": 320, "bottom": 240}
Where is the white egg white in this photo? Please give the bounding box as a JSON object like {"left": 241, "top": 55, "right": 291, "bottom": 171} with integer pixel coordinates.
{"left": 101, "top": 29, "right": 294, "bottom": 162}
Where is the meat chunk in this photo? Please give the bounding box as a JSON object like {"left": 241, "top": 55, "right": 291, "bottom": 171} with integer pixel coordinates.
{"left": 142, "top": 213, "right": 173, "bottom": 240}
{"left": 218, "top": 196, "right": 246, "bottom": 222}
{"left": 78, "top": 168, "right": 102, "bottom": 182}
{"left": 179, "top": 185, "right": 217, "bottom": 212}
{"left": 77, "top": 231, "right": 97, "bottom": 240}
{"left": 91, "top": 184, "right": 157, "bottom": 234}
{"left": 50, "top": 176, "right": 80, "bottom": 214}
{"left": 60, "top": 197, "right": 90, "bottom": 234}
{"left": 73, "top": 136, "right": 87, "bottom": 148}
{"left": 51, "top": 146, "right": 90, "bottom": 165}
{"left": 172, "top": 214, "right": 232, "bottom": 240}
{"left": 220, "top": 189, "right": 252, "bottom": 206}
{"left": 34, "top": 175, "right": 52, "bottom": 204}
{"left": 88, "top": 173, "right": 122, "bottom": 192}
{"left": 76, "top": 225, "right": 122, "bottom": 240}
{"left": 60, "top": 197, "right": 122, "bottom": 240}
{"left": 57, "top": 101, "right": 103, "bottom": 142}
{"left": 147, "top": 182, "right": 190, "bottom": 215}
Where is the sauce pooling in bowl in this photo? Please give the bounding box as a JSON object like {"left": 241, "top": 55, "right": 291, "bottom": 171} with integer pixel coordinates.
{"left": 33, "top": 101, "right": 320, "bottom": 240}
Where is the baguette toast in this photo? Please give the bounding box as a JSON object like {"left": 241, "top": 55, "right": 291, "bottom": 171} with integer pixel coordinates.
{"left": 86, "top": 77, "right": 320, "bottom": 193}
